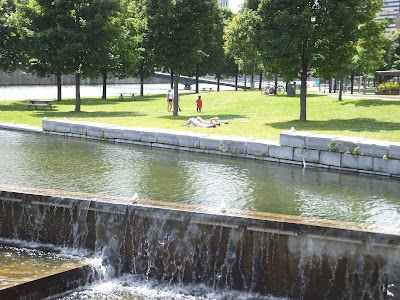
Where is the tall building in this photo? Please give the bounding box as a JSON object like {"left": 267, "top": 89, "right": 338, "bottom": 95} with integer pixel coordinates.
{"left": 377, "top": 0, "right": 400, "bottom": 31}
{"left": 218, "top": 0, "right": 230, "bottom": 9}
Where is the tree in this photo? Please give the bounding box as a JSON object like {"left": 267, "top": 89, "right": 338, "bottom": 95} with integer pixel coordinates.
{"left": 146, "top": 0, "right": 217, "bottom": 116}
{"left": 84, "top": 0, "right": 142, "bottom": 99}
{"left": 224, "top": 8, "right": 258, "bottom": 91}
{"left": 0, "top": 0, "right": 25, "bottom": 74}
{"left": 255, "top": 0, "right": 384, "bottom": 120}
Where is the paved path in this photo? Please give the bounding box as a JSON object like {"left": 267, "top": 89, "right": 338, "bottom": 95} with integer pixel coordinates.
{"left": 314, "top": 92, "right": 400, "bottom": 101}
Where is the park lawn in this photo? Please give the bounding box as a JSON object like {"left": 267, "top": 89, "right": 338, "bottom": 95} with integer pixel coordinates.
{"left": 0, "top": 90, "right": 399, "bottom": 142}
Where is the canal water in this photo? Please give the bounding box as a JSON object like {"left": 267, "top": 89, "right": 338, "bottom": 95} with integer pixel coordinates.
{"left": 1, "top": 129, "right": 399, "bottom": 228}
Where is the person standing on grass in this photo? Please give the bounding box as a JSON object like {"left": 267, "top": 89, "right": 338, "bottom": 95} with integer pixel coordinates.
{"left": 196, "top": 95, "right": 202, "bottom": 113}
{"left": 167, "top": 89, "right": 173, "bottom": 112}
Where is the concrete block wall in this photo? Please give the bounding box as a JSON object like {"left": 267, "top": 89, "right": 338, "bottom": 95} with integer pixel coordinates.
{"left": 41, "top": 120, "right": 400, "bottom": 178}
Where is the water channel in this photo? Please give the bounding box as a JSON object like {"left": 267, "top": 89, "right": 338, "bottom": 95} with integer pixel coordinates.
{"left": 1, "top": 129, "right": 399, "bottom": 229}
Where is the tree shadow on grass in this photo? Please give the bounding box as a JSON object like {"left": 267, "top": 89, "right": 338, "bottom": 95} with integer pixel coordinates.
{"left": 157, "top": 114, "right": 247, "bottom": 121}
{"left": 339, "top": 99, "right": 400, "bottom": 107}
{"left": 20, "top": 110, "right": 147, "bottom": 119}
{"left": 268, "top": 118, "right": 400, "bottom": 132}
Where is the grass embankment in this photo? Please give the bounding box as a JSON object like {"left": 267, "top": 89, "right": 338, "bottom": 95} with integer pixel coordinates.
{"left": 0, "top": 90, "right": 399, "bottom": 142}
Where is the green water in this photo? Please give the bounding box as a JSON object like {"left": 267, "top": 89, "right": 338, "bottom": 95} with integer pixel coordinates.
{"left": 0, "top": 243, "right": 84, "bottom": 288}
{"left": 0, "top": 129, "right": 399, "bottom": 228}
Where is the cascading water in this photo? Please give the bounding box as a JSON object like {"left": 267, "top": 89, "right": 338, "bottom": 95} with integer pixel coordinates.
{"left": 1, "top": 188, "right": 398, "bottom": 300}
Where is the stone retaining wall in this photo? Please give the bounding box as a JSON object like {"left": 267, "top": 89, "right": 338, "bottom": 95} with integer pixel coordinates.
{"left": 1, "top": 186, "right": 399, "bottom": 299}
{"left": 42, "top": 119, "right": 400, "bottom": 178}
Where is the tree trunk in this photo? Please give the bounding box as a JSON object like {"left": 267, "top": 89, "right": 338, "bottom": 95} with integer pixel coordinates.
{"left": 329, "top": 79, "right": 332, "bottom": 93}
{"left": 140, "top": 76, "right": 144, "bottom": 96}
{"left": 300, "top": 58, "right": 308, "bottom": 121}
{"left": 173, "top": 65, "right": 179, "bottom": 116}
{"left": 75, "top": 72, "right": 81, "bottom": 112}
{"left": 235, "top": 74, "right": 238, "bottom": 91}
{"left": 56, "top": 73, "right": 62, "bottom": 101}
{"left": 102, "top": 74, "right": 107, "bottom": 99}
{"left": 274, "top": 71, "right": 278, "bottom": 95}
{"left": 250, "top": 74, "right": 254, "bottom": 90}
{"left": 244, "top": 60, "right": 247, "bottom": 91}
{"left": 217, "top": 78, "right": 220, "bottom": 92}
{"left": 363, "top": 73, "right": 367, "bottom": 94}
{"left": 350, "top": 71, "right": 354, "bottom": 94}
{"left": 259, "top": 71, "right": 263, "bottom": 90}
{"left": 338, "top": 71, "right": 344, "bottom": 101}
{"left": 196, "top": 76, "right": 199, "bottom": 94}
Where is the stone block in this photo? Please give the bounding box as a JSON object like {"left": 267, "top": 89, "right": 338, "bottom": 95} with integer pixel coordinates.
{"left": 373, "top": 157, "right": 400, "bottom": 175}
{"left": 42, "top": 119, "right": 56, "bottom": 132}
{"left": 54, "top": 120, "right": 71, "bottom": 133}
{"left": 221, "top": 137, "right": 254, "bottom": 153}
{"left": 199, "top": 135, "right": 223, "bottom": 150}
{"left": 178, "top": 133, "right": 208, "bottom": 148}
{"left": 157, "top": 130, "right": 179, "bottom": 146}
{"left": 122, "top": 128, "right": 142, "bottom": 141}
{"left": 268, "top": 145, "right": 293, "bottom": 160}
{"left": 389, "top": 142, "right": 400, "bottom": 160}
{"left": 341, "top": 154, "right": 373, "bottom": 170}
{"left": 70, "top": 122, "right": 88, "bottom": 135}
{"left": 358, "top": 139, "right": 390, "bottom": 158}
{"left": 279, "top": 131, "right": 315, "bottom": 148}
{"left": 333, "top": 136, "right": 366, "bottom": 153}
{"left": 86, "top": 124, "right": 104, "bottom": 138}
{"left": 294, "top": 148, "right": 320, "bottom": 163}
{"left": 140, "top": 128, "right": 158, "bottom": 143}
{"left": 247, "top": 140, "right": 276, "bottom": 156}
{"left": 319, "top": 151, "right": 341, "bottom": 167}
{"left": 305, "top": 134, "right": 339, "bottom": 151}
{"left": 103, "top": 127, "right": 124, "bottom": 140}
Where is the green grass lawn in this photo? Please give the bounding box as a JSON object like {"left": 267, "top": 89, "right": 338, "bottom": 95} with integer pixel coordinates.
{"left": 0, "top": 90, "right": 399, "bottom": 142}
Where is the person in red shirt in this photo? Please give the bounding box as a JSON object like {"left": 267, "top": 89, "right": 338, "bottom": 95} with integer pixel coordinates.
{"left": 196, "top": 95, "right": 202, "bottom": 112}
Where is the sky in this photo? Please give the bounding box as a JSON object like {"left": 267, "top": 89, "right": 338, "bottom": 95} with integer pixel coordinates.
{"left": 230, "top": 0, "right": 244, "bottom": 13}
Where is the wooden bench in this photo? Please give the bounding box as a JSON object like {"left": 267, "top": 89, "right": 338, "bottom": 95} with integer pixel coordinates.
{"left": 118, "top": 93, "right": 135, "bottom": 100}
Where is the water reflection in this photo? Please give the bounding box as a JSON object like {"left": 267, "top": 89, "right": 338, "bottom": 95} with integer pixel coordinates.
{"left": 0, "top": 129, "right": 399, "bottom": 228}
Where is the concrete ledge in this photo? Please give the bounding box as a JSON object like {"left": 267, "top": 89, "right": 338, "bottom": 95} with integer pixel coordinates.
{"left": 280, "top": 131, "right": 315, "bottom": 148}
{"left": 140, "top": 128, "right": 158, "bottom": 143}
{"left": 199, "top": 135, "right": 223, "bottom": 150}
{"left": 70, "top": 122, "right": 88, "bottom": 135}
{"left": 156, "top": 130, "right": 179, "bottom": 145}
{"left": 306, "top": 134, "right": 338, "bottom": 151}
{"left": 178, "top": 132, "right": 208, "bottom": 148}
{"left": 358, "top": 139, "right": 390, "bottom": 158}
{"left": 221, "top": 136, "right": 254, "bottom": 153}
{"left": 320, "top": 151, "right": 341, "bottom": 167}
{"left": 122, "top": 128, "right": 142, "bottom": 141}
{"left": 341, "top": 154, "right": 373, "bottom": 171}
{"left": 8, "top": 119, "right": 397, "bottom": 178}
{"left": 334, "top": 136, "right": 366, "bottom": 153}
{"left": 294, "top": 148, "right": 319, "bottom": 163}
{"left": 54, "top": 120, "right": 71, "bottom": 133}
{"left": 269, "top": 145, "right": 293, "bottom": 160}
{"left": 373, "top": 158, "right": 400, "bottom": 175}
{"left": 104, "top": 127, "right": 124, "bottom": 140}
{"left": 389, "top": 142, "right": 400, "bottom": 159}
{"left": 42, "top": 119, "right": 56, "bottom": 132}
{"left": 247, "top": 139, "right": 275, "bottom": 156}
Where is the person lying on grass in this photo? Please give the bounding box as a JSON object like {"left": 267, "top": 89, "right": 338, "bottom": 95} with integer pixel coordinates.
{"left": 182, "top": 116, "right": 220, "bottom": 128}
